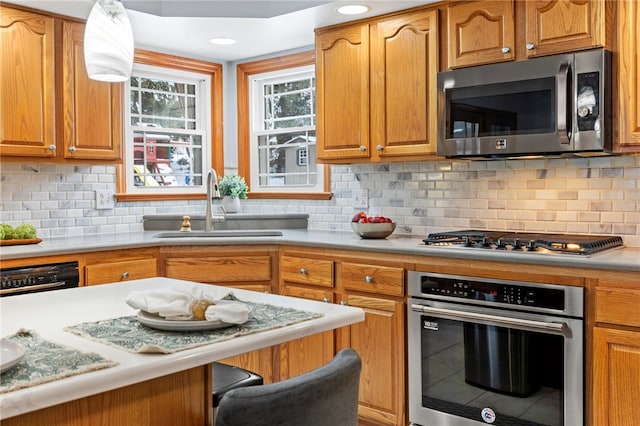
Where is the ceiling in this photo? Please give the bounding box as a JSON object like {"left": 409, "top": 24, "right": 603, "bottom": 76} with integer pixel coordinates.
{"left": 10, "top": 0, "right": 436, "bottom": 62}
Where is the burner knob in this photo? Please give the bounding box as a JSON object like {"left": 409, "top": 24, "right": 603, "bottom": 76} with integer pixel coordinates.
{"left": 481, "top": 237, "right": 491, "bottom": 247}
{"left": 496, "top": 238, "right": 507, "bottom": 249}
{"left": 463, "top": 236, "right": 473, "bottom": 247}
{"left": 526, "top": 240, "right": 537, "bottom": 251}
{"left": 512, "top": 238, "right": 522, "bottom": 250}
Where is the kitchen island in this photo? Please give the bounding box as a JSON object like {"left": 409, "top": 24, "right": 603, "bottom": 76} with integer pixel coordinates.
{"left": 0, "top": 278, "right": 364, "bottom": 425}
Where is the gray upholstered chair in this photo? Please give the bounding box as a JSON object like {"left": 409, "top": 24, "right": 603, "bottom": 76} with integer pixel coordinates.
{"left": 214, "top": 348, "right": 362, "bottom": 426}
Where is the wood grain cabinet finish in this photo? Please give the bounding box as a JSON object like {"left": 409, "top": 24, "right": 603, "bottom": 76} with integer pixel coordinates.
{"left": 0, "top": 5, "right": 122, "bottom": 162}
{"left": 61, "top": 21, "right": 123, "bottom": 161}
{"left": 85, "top": 258, "right": 158, "bottom": 286}
{"left": 591, "top": 278, "right": 640, "bottom": 426}
{"left": 524, "top": 0, "right": 606, "bottom": 58}
{"left": 613, "top": 0, "right": 640, "bottom": 151}
{"left": 592, "top": 327, "right": 640, "bottom": 426}
{"left": 279, "top": 255, "right": 334, "bottom": 287}
{"left": 339, "top": 262, "right": 404, "bottom": 297}
{"left": 446, "top": 0, "right": 516, "bottom": 68}
{"left": 315, "top": 24, "right": 370, "bottom": 162}
{"left": 445, "top": 0, "right": 608, "bottom": 69}
{"left": 316, "top": 7, "right": 439, "bottom": 164}
{"left": 0, "top": 6, "right": 56, "bottom": 157}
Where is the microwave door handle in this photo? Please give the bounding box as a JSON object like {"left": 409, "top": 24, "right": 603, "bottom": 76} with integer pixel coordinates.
{"left": 557, "top": 62, "right": 571, "bottom": 144}
{"left": 410, "top": 304, "right": 567, "bottom": 336}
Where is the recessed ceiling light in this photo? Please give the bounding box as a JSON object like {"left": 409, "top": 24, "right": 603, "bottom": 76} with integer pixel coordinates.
{"left": 210, "top": 37, "right": 236, "bottom": 45}
{"left": 336, "top": 4, "right": 370, "bottom": 15}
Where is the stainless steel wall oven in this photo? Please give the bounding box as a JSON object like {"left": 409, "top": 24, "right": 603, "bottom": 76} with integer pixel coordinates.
{"left": 408, "top": 271, "right": 584, "bottom": 426}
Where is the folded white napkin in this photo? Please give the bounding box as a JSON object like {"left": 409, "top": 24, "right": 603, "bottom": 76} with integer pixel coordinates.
{"left": 125, "top": 284, "right": 249, "bottom": 323}
{"left": 204, "top": 302, "right": 250, "bottom": 324}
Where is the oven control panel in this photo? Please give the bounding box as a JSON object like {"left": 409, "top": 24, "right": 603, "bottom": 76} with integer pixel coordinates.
{"left": 418, "top": 275, "right": 565, "bottom": 310}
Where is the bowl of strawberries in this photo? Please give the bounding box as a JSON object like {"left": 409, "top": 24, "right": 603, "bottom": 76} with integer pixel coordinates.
{"left": 350, "top": 212, "right": 396, "bottom": 239}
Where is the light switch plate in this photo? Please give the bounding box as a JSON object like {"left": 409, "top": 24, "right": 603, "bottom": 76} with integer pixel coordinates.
{"left": 96, "top": 190, "right": 115, "bottom": 209}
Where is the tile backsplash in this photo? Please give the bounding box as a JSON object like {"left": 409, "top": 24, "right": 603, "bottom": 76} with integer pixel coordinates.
{"left": 1, "top": 154, "right": 639, "bottom": 247}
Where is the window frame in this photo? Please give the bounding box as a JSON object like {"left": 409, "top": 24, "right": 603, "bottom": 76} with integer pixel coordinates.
{"left": 237, "top": 51, "right": 331, "bottom": 200}
{"left": 116, "top": 49, "right": 223, "bottom": 201}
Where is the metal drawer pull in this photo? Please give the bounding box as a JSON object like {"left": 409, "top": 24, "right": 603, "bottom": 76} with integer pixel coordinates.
{"left": 364, "top": 276, "right": 374, "bottom": 283}
{"left": 299, "top": 268, "right": 307, "bottom": 275}
{"left": 340, "top": 301, "right": 347, "bottom": 306}
{"left": 322, "top": 298, "right": 330, "bottom": 303}
{"left": 501, "top": 46, "right": 510, "bottom": 54}
{"left": 411, "top": 304, "right": 567, "bottom": 335}
{"left": 121, "top": 272, "right": 129, "bottom": 279}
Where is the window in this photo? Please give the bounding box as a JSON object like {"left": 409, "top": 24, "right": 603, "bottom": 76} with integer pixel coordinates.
{"left": 116, "top": 50, "right": 223, "bottom": 201}
{"left": 237, "top": 51, "right": 330, "bottom": 200}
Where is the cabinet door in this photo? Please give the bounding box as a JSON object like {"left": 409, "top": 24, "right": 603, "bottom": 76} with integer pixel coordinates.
{"left": 338, "top": 293, "right": 406, "bottom": 426}
{"left": 614, "top": 0, "right": 640, "bottom": 151}
{"left": 61, "top": 21, "right": 123, "bottom": 161}
{"left": 446, "top": 0, "right": 515, "bottom": 68}
{"left": 279, "top": 285, "right": 335, "bottom": 379}
{"left": 315, "top": 24, "right": 370, "bottom": 162}
{"left": 0, "top": 6, "right": 56, "bottom": 158}
{"left": 525, "top": 0, "right": 605, "bottom": 57}
{"left": 592, "top": 327, "right": 640, "bottom": 426}
{"left": 370, "top": 9, "right": 439, "bottom": 159}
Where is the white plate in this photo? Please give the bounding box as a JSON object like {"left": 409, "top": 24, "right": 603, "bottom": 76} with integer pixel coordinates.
{"left": 136, "top": 300, "right": 248, "bottom": 331}
{"left": 0, "top": 339, "right": 26, "bottom": 373}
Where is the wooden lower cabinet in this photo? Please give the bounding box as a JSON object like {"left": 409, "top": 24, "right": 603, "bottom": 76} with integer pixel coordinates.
{"left": 592, "top": 327, "right": 640, "bottom": 426}
{"left": 160, "top": 245, "right": 278, "bottom": 383}
{"left": 84, "top": 255, "right": 157, "bottom": 286}
{"left": 591, "top": 277, "right": 640, "bottom": 426}
{"left": 2, "top": 366, "right": 211, "bottom": 426}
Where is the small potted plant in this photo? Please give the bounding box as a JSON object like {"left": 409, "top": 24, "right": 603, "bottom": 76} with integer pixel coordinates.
{"left": 218, "top": 174, "right": 248, "bottom": 212}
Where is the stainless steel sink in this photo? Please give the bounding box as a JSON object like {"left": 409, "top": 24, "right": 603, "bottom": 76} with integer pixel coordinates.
{"left": 153, "top": 230, "right": 283, "bottom": 238}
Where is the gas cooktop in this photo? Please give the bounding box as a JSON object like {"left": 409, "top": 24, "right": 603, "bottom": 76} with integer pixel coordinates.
{"left": 423, "top": 230, "right": 624, "bottom": 255}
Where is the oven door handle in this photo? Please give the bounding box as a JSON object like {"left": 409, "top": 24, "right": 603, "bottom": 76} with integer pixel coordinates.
{"left": 0, "top": 281, "right": 69, "bottom": 296}
{"left": 411, "top": 304, "right": 567, "bottom": 335}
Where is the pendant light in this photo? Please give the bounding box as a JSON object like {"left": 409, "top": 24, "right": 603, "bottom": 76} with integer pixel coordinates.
{"left": 84, "top": 0, "right": 134, "bottom": 82}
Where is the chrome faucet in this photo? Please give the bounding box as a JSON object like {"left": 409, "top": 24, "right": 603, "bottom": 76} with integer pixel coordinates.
{"left": 205, "top": 168, "right": 225, "bottom": 231}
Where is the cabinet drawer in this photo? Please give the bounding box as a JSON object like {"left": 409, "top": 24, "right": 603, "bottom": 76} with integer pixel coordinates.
{"left": 165, "top": 256, "right": 272, "bottom": 283}
{"left": 339, "top": 262, "right": 404, "bottom": 297}
{"left": 282, "top": 284, "right": 333, "bottom": 303}
{"left": 85, "top": 258, "right": 157, "bottom": 286}
{"left": 595, "top": 287, "right": 640, "bottom": 328}
{"left": 280, "top": 256, "right": 333, "bottom": 287}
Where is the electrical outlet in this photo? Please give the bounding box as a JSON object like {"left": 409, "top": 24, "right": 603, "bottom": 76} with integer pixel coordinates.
{"left": 354, "top": 189, "right": 369, "bottom": 208}
{"left": 96, "top": 190, "right": 115, "bottom": 210}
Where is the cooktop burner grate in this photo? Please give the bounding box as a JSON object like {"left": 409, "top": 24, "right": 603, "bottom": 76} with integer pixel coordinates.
{"left": 423, "top": 230, "right": 624, "bottom": 255}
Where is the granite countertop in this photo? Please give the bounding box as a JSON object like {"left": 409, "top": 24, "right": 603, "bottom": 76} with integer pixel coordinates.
{"left": 0, "top": 278, "right": 364, "bottom": 420}
{"left": 0, "top": 229, "right": 638, "bottom": 272}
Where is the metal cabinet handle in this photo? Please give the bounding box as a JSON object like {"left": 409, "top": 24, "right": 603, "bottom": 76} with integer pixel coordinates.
{"left": 376, "top": 145, "right": 383, "bottom": 151}
{"left": 48, "top": 144, "right": 56, "bottom": 151}
{"left": 364, "top": 275, "right": 374, "bottom": 283}
{"left": 501, "top": 46, "right": 510, "bottom": 54}
{"left": 68, "top": 146, "right": 77, "bottom": 153}
{"left": 340, "top": 301, "right": 347, "bottom": 306}
{"left": 121, "top": 272, "right": 129, "bottom": 279}
{"left": 322, "top": 298, "right": 330, "bottom": 303}
{"left": 359, "top": 146, "right": 367, "bottom": 152}
{"left": 526, "top": 43, "right": 535, "bottom": 50}
{"left": 299, "top": 268, "right": 307, "bottom": 275}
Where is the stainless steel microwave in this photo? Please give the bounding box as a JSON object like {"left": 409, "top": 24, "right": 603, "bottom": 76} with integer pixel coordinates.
{"left": 437, "top": 49, "right": 611, "bottom": 158}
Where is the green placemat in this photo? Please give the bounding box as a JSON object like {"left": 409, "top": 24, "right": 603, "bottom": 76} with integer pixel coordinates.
{"left": 65, "top": 294, "right": 323, "bottom": 354}
{"left": 1, "top": 329, "right": 118, "bottom": 394}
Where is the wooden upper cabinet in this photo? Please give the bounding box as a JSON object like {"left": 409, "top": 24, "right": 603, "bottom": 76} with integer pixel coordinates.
{"left": 0, "top": 6, "right": 56, "bottom": 157}
{"left": 0, "top": 5, "right": 123, "bottom": 162}
{"left": 61, "top": 21, "right": 123, "bottom": 161}
{"left": 613, "top": 0, "right": 640, "bottom": 151}
{"left": 524, "top": 0, "right": 606, "bottom": 57}
{"left": 446, "top": 1, "right": 515, "bottom": 68}
{"left": 445, "top": 0, "right": 609, "bottom": 69}
{"left": 315, "top": 24, "right": 370, "bottom": 162}
{"left": 370, "top": 9, "right": 439, "bottom": 159}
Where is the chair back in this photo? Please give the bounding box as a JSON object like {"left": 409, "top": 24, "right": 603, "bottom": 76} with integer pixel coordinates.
{"left": 215, "top": 348, "right": 362, "bottom": 426}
